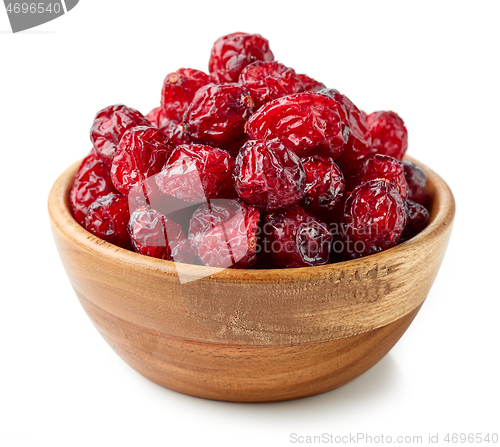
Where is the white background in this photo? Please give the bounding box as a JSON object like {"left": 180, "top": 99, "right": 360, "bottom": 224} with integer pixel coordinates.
{"left": 1, "top": 1, "right": 499, "bottom": 446}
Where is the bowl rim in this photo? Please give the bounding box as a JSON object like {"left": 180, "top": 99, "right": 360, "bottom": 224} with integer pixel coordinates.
{"left": 48, "top": 155, "right": 455, "bottom": 283}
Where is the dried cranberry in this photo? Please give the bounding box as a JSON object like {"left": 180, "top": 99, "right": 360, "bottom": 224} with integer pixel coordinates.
{"left": 70, "top": 151, "right": 116, "bottom": 226}
{"left": 297, "top": 73, "right": 326, "bottom": 92}
{"left": 358, "top": 154, "right": 408, "bottom": 201}
{"left": 128, "top": 206, "right": 194, "bottom": 263}
{"left": 300, "top": 155, "right": 345, "bottom": 219}
{"left": 342, "top": 180, "right": 406, "bottom": 259}
{"left": 234, "top": 139, "right": 305, "bottom": 211}
{"left": 239, "top": 61, "right": 304, "bottom": 106}
{"left": 183, "top": 83, "right": 255, "bottom": 147}
{"left": 367, "top": 111, "right": 408, "bottom": 160}
{"left": 111, "top": 126, "right": 172, "bottom": 195}
{"left": 84, "top": 193, "right": 132, "bottom": 249}
{"left": 246, "top": 92, "right": 349, "bottom": 158}
{"left": 188, "top": 199, "right": 260, "bottom": 268}
{"left": 161, "top": 68, "right": 210, "bottom": 122}
{"left": 161, "top": 120, "right": 191, "bottom": 146}
{"left": 209, "top": 32, "right": 274, "bottom": 83}
{"left": 402, "top": 161, "right": 428, "bottom": 205}
{"left": 146, "top": 106, "right": 170, "bottom": 129}
{"left": 399, "top": 200, "right": 430, "bottom": 243}
{"left": 263, "top": 205, "right": 332, "bottom": 268}
{"left": 155, "top": 144, "right": 235, "bottom": 203}
{"left": 90, "top": 105, "right": 150, "bottom": 161}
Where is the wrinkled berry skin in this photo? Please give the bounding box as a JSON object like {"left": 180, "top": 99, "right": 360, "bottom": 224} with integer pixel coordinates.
{"left": 263, "top": 205, "right": 332, "bottom": 268}
{"left": 161, "top": 68, "right": 211, "bottom": 122}
{"left": 188, "top": 199, "right": 260, "bottom": 268}
{"left": 184, "top": 83, "right": 256, "bottom": 147}
{"left": 234, "top": 139, "right": 305, "bottom": 211}
{"left": 367, "top": 111, "right": 408, "bottom": 160}
{"left": 84, "top": 193, "right": 132, "bottom": 249}
{"left": 70, "top": 152, "right": 116, "bottom": 226}
{"left": 146, "top": 108, "right": 191, "bottom": 146}
{"left": 111, "top": 126, "right": 172, "bottom": 195}
{"left": 209, "top": 32, "right": 274, "bottom": 83}
{"left": 402, "top": 161, "right": 428, "bottom": 204}
{"left": 155, "top": 144, "right": 235, "bottom": 203}
{"left": 246, "top": 92, "right": 349, "bottom": 158}
{"left": 358, "top": 154, "right": 409, "bottom": 201}
{"left": 90, "top": 105, "right": 150, "bottom": 160}
{"left": 342, "top": 180, "right": 406, "bottom": 259}
{"left": 239, "top": 61, "right": 304, "bottom": 106}
{"left": 399, "top": 200, "right": 430, "bottom": 243}
{"left": 128, "top": 206, "right": 194, "bottom": 263}
{"left": 300, "top": 155, "right": 345, "bottom": 219}
{"left": 146, "top": 106, "right": 170, "bottom": 129}
{"left": 297, "top": 73, "right": 326, "bottom": 92}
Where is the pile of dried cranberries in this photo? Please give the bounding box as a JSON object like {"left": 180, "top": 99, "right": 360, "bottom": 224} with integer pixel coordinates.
{"left": 70, "top": 32, "right": 430, "bottom": 269}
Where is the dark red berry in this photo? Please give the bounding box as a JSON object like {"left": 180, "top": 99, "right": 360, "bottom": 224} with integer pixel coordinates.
{"left": 246, "top": 92, "right": 349, "bottom": 158}
{"left": 183, "top": 83, "right": 256, "bottom": 147}
{"left": 188, "top": 199, "right": 260, "bottom": 268}
{"left": 402, "top": 161, "right": 428, "bottom": 205}
{"left": 161, "top": 68, "right": 211, "bottom": 122}
{"left": 300, "top": 155, "right": 345, "bottom": 219}
{"left": 342, "top": 180, "right": 406, "bottom": 259}
{"left": 160, "top": 120, "right": 191, "bottom": 146}
{"left": 367, "top": 111, "right": 408, "bottom": 160}
{"left": 111, "top": 126, "right": 172, "bottom": 195}
{"left": 234, "top": 139, "right": 305, "bottom": 211}
{"left": 263, "top": 205, "right": 332, "bottom": 268}
{"left": 399, "top": 200, "right": 430, "bottom": 243}
{"left": 297, "top": 73, "right": 326, "bottom": 92}
{"left": 358, "top": 154, "right": 408, "bottom": 201}
{"left": 90, "top": 105, "right": 150, "bottom": 161}
{"left": 155, "top": 144, "right": 235, "bottom": 203}
{"left": 128, "top": 206, "right": 194, "bottom": 263}
{"left": 84, "top": 193, "right": 132, "bottom": 249}
{"left": 239, "top": 61, "right": 304, "bottom": 106}
{"left": 209, "top": 32, "right": 274, "bottom": 83}
{"left": 70, "top": 151, "right": 116, "bottom": 226}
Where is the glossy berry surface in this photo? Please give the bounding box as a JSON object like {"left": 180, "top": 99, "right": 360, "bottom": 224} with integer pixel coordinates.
{"left": 263, "top": 205, "right": 332, "bottom": 268}
{"left": 70, "top": 152, "right": 116, "bottom": 226}
{"left": 358, "top": 154, "right": 409, "bottom": 201}
{"left": 183, "top": 83, "right": 256, "bottom": 147}
{"left": 297, "top": 73, "right": 326, "bottom": 92}
{"left": 146, "top": 106, "right": 170, "bottom": 129}
{"left": 234, "top": 139, "right": 305, "bottom": 211}
{"left": 209, "top": 32, "right": 274, "bottom": 83}
{"left": 155, "top": 144, "right": 235, "bottom": 202}
{"left": 239, "top": 61, "right": 304, "bottom": 106}
{"left": 161, "top": 68, "right": 210, "bottom": 122}
{"left": 90, "top": 105, "right": 150, "bottom": 160}
{"left": 128, "top": 206, "right": 194, "bottom": 263}
{"left": 188, "top": 199, "right": 260, "bottom": 268}
{"left": 367, "top": 111, "right": 408, "bottom": 160}
{"left": 111, "top": 126, "right": 172, "bottom": 195}
{"left": 342, "top": 180, "right": 406, "bottom": 259}
{"left": 402, "top": 160, "right": 428, "bottom": 204}
{"left": 246, "top": 92, "right": 349, "bottom": 158}
{"left": 400, "top": 200, "right": 430, "bottom": 243}
{"left": 84, "top": 193, "right": 132, "bottom": 249}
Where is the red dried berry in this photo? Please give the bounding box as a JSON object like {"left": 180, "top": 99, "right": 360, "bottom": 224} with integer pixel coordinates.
{"left": 84, "top": 193, "right": 132, "bottom": 249}
{"left": 234, "top": 139, "right": 305, "bottom": 211}
{"left": 188, "top": 199, "right": 260, "bottom": 268}
{"left": 367, "top": 111, "right": 408, "bottom": 160}
{"left": 111, "top": 126, "right": 172, "bottom": 195}
{"left": 209, "top": 32, "right": 274, "bottom": 83}
{"left": 342, "top": 180, "right": 406, "bottom": 259}
{"left": 297, "top": 73, "right": 326, "bottom": 92}
{"left": 161, "top": 68, "right": 211, "bottom": 122}
{"left": 128, "top": 206, "right": 194, "bottom": 263}
{"left": 300, "top": 155, "right": 345, "bottom": 219}
{"left": 155, "top": 144, "right": 235, "bottom": 203}
{"left": 183, "top": 83, "right": 256, "bottom": 147}
{"left": 146, "top": 106, "right": 170, "bottom": 129}
{"left": 246, "top": 92, "right": 349, "bottom": 158}
{"left": 399, "top": 200, "right": 430, "bottom": 243}
{"left": 90, "top": 105, "right": 150, "bottom": 161}
{"left": 358, "top": 154, "right": 408, "bottom": 201}
{"left": 160, "top": 120, "right": 191, "bottom": 147}
{"left": 70, "top": 151, "right": 116, "bottom": 226}
{"left": 239, "top": 61, "right": 304, "bottom": 106}
{"left": 263, "top": 205, "right": 332, "bottom": 268}
{"left": 402, "top": 161, "right": 428, "bottom": 205}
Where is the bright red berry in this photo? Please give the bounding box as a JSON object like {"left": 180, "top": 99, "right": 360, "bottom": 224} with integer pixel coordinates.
{"left": 402, "top": 161, "right": 428, "bottom": 205}
{"left": 367, "top": 111, "right": 408, "bottom": 160}
{"left": 297, "top": 73, "right": 326, "bottom": 92}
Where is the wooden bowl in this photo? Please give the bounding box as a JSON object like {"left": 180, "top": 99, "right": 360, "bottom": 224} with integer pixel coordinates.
{"left": 48, "top": 156, "right": 455, "bottom": 402}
